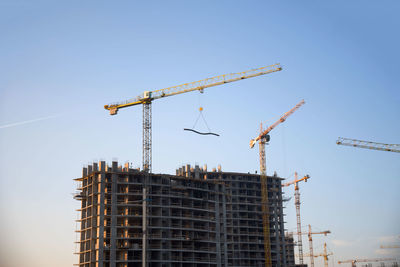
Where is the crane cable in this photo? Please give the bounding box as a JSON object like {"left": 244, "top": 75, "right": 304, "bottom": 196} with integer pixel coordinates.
{"left": 184, "top": 94, "right": 219, "bottom": 136}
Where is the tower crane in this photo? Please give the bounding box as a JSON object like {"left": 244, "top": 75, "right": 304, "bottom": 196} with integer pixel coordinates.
{"left": 308, "top": 225, "right": 331, "bottom": 267}
{"left": 291, "top": 225, "right": 330, "bottom": 267}
{"left": 338, "top": 258, "right": 396, "bottom": 267}
{"left": 250, "top": 99, "right": 305, "bottom": 267}
{"left": 282, "top": 171, "right": 310, "bottom": 265}
{"left": 318, "top": 242, "right": 333, "bottom": 267}
{"left": 303, "top": 242, "right": 332, "bottom": 267}
{"left": 336, "top": 137, "right": 400, "bottom": 153}
{"left": 104, "top": 63, "right": 282, "bottom": 267}
{"left": 105, "top": 63, "right": 282, "bottom": 173}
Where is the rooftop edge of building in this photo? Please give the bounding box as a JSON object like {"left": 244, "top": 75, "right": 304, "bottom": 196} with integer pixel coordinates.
{"left": 74, "top": 161, "right": 285, "bottom": 181}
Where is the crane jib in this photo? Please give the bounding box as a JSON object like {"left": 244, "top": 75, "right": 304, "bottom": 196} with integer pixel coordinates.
{"left": 105, "top": 64, "right": 282, "bottom": 111}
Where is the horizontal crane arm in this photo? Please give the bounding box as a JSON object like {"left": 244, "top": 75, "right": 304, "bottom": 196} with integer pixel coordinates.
{"left": 105, "top": 63, "right": 282, "bottom": 115}
{"left": 250, "top": 99, "right": 305, "bottom": 148}
{"left": 336, "top": 137, "right": 400, "bottom": 153}
{"left": 300, "top": 253, "right": 333, "bottom": 257}
{"left": 290, "top": 230, "right": 330, "bottom": 235}
{"left": 380, "top": 245, "right": 400, "bottom": 248}
{"left": 339, "top": 258, "right": 396, "bottom": 264}
{"left": 282, "top": 175, "right": 310, "bottom": 187}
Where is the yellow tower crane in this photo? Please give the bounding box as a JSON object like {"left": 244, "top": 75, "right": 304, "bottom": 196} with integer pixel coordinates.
{"left": 303, "top": 242, "right": 332, "bottom": 267}
{"left": 293, "top": 226, "right": 331, "bottom": 267}
{"left": 338, "top": 258, "right": 396, "bottom": 267}
{"left": 250, "top": 99, "right": 305, "bottom": 267}
{"left": 282, "top": 172, "right": 310, "bottom": 265}
{"left": 105, "top": 63, "right": 282, "bottom": 172}
{"left": 336, "top": 137, "right": 400, "bottom": 153}
{"left": 317, "top": 243, "right": 333, "bottom": 267}
{"left": 104, "top": 63, "right": 282, "bottom": 267}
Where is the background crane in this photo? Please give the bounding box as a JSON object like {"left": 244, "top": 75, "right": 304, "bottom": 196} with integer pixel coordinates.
{"left": 306, "top": 226, "right": 331, "bottom": 267}
{"left": 318, "top": 242, "right": 333, "bottom": 267}
{"left": 380, "top": 236, "right": 400, "bottom": 250}
{"left": 336, "top": 137, "right": 400, "bottom": 153}
{"left": 282, "top": 171, "right": 310, "bottom": 265}
{"left": 381, "top": 245, "right": 400, "bottom": 249}
{"left": 105, "top": 63, "right": 282, "bottom": 173}
{"left": 302, "top": 242, "right": 332, "bottom": 267}
{"left": 104, "top": 63, "right": 282, "bottom": 267}
{"left": 291, "top": 225, "right": 330, "bottom": 267}
{"left": 250, "top": 99, "right": 305, "bottom": 267}
{"left": 338, "top": 258, "right": 396, "bottom": 267}
{"left": 308, "top": 225, "right": 331, "bottom": 267}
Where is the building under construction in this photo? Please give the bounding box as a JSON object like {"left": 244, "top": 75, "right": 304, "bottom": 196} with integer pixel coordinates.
{"left": 74, "top": 161, "right": 295, "bottom": 267}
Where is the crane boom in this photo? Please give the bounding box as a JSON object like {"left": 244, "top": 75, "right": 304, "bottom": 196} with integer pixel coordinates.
{"left": 292, "top": 230, "right": 331, "bottom": 236}
{"left": 250, "top": 99, "right": 305, "bottom": 148}
{"left": 338, "top": 258, "right": 396, "bottom": 267}
{"left": 282, "top": 174, "right": 310, "bottom": 187}
{"left": 105, "top": 63, "right": 282, "bottom": 115}
{"left": 336, "top": 137, "right": 400, "bottom": 153}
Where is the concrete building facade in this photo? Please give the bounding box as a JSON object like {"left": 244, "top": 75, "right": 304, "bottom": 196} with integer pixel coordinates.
{"left": 74, "top": 161, "right": 290, "bottom": 267}
{"left": 284, "top": 234, "right": 296, "bottom": 267}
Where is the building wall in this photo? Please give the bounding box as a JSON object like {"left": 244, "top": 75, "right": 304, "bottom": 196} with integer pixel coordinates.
{"left": 285, "top": 234, "right": 296, "bottom": 267}
{"left": 74, "top": 161, "right": 288, "bottom": 267}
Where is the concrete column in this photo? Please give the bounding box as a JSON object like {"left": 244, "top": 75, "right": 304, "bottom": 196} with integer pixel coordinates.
{"left": 221, "top": 183, "right": 228, "bottom": 267}
{"left": 97, "top": 171, "right": 106, "bottom": 267}
{"left": 90, "top": 170, "right": 97, "bottom": 264}
{"left": 82, "top": 167, "right": 88, "bottom": 177}
{"left": 273, "top": 189, "right": 281, "bottom": 267}
{"left": 215, "top": 186, "right": 221, "bottom": 267}
{"left": 110, "top": 161, "right": 118, "bottom": 267}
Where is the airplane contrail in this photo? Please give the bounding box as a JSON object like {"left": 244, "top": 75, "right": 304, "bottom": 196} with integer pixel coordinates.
{"left": 0, "top": 114, "right": 60, "bottom": 129}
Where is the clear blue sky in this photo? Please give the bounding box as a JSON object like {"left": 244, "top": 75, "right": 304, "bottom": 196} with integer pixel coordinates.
{"left": 0, "top": 1, "right": 399, "bottom": 266}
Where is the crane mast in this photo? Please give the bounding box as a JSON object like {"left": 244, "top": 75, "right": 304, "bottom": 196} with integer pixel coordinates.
{"left": 308, "top": 225, "right": 314, "bottom": 267}
{"left": 250, "top": 100, "right": 305, "bottom": 267}
{"left": 336, "top": 137, "right": 400, "bottom": 153}
{"left": 295, "top": 174, "right": 303, "bottom": 265}
{"left": 259, "top": 130, "right": 272, "bottom": 267}
{"left": 283, "top": 172, "right": 310, "bottom": 265}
